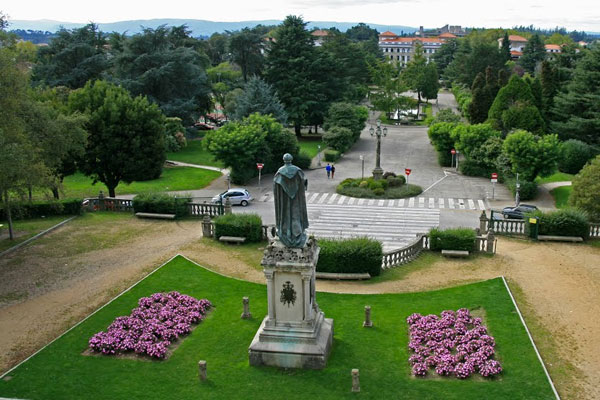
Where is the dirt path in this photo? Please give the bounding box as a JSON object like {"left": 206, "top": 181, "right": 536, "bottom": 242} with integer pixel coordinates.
{"left": 1, "top": 220, "right": 599, "bottom": 399}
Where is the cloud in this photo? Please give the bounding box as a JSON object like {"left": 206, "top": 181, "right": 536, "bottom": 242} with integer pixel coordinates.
{"left": 289, "top": 0, "right": 415, "bottom": 8}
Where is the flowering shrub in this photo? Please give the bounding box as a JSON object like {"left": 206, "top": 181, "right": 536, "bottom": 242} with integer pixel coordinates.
{"left": 89, "top": 292, "right": 211, "bottom": 359}
{"left": 407, "top": 308, "right": 502, "bottom": 379}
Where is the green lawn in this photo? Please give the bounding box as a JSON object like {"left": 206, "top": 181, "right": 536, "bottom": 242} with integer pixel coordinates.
{"left": 0, "top": 216, "right": 69, "bottom": 252}
{"left": 166, "top": 140, "right": 224, "bottom": 167}
{"left": 61, "top": 167, "right": 221, "bottom": 198}
{"left": 298, "top": 139, "right": 324, "bottom": 159}
{"left": 535, "top": 172, "right": 574, "bottom": 185}
{"left": 0, "top": 256, "right": 555, "bottom": 400}
{"left": 550, "top": 186, "right": 572, "bottom": 208}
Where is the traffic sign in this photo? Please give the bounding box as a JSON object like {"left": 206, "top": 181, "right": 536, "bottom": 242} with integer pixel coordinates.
{"left": 451, "top": 149, "right": 456, "bottom": 155}
{"left": 405, "top": 168, "right": 411, "bottom": 176}
{"left": 491, "top": 172, "right": 498, "bottom": 179}
{"left": 256, "top": 163, "right": 264, "bottom": 170}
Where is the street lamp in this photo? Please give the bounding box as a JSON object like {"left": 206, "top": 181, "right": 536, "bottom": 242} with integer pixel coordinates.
{"left": 317, "top": 144, "right": 321, "bottom": 166}
{"left": 515, "top": 173, "right": 521, "bottom": 206}
{"left": 359, "top": 155, "right": 365, "bottom": 180}
{"left": 369, "top": 120, "right": 387, "bottom": 180}
{"left": 226, "top": 174, "right": 231, "bottom": 190}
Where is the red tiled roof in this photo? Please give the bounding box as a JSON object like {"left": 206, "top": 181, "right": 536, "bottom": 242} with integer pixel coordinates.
{"left": 439, "top": 32, "right": 457, "bottom": 38}
{"left": 510, "top": 50, "right": 523, "bottom": 56}
{"left": 379, "top": 31, "right": 398, "bottom": 37}
{"left": 508, "top": 35, "right": 528, "bottom": 42}
{"left": 381, "top": 37, "right": 445, "bottom": 44}
{"left": 545, "top": 44, "right": 561, "bottom": 50}
{"left": 311, "top": 29, "right": 329, "bottom": 37}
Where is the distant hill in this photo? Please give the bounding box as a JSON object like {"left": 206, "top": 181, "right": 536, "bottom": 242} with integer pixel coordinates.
{"left": 9, "top": 18, "right": 418, "bottom": 38}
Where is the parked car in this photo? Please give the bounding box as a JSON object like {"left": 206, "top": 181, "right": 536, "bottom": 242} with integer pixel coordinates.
{"left": 211, "top": 189, "right": 253, "bottom": 206}
{"left": 502, "top": 204, "right": 538, "bottom": 219}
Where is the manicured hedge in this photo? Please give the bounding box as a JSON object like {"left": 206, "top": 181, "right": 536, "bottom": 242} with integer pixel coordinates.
{"left": 213, "top": 213, "right": 263, "bottom": 242}
{"left": 429, "top": 228, "right": 476, "bottom": 252}
{"left": 323, "top": 149, "right": 341, "bottom": 162}
{"left": 507, "top": 180, "right": 537, "bottom": 201}
{"left": 317, "top": 237, "right": 383, "bottom": 276}
{"left": 132, "top": 193, "right": 190, "bottom": 218}
{"left": 337, "top": 177, "right": 422, "bottom": 199}
{"left": 527, "top": 209, "right": 589, "bottom": 238}
{"left": 0, "top": 199, "right": 82, "bottom": 220}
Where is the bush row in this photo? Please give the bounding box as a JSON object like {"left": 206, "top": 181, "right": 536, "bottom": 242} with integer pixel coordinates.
{"left": 132, "top": 193, "right": 190, "bottom": 218}
{"left": 337, "top": 175, "right": 422, "bottom": 199}
{"left": 213, "top": 213, "right": 263, "bottom": 242}
{"left": 526, "top": 208, "right": 589, "bottom": 238}
{"left": 0, "top": 199, "right": 82, "bottom": 220}
{"left": 451, "top": 86, "right": 472, "bottom": 120}
{"left": 317, "top": 237, "right": 383, "bottom": 276}
{"left": 506, "top": 180, "right": 538, "bottom": 201}
{"left": 429, "top": 228, "right": 476, "bottom": 252}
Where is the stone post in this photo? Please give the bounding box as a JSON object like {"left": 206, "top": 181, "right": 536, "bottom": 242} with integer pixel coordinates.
{"left": 351, "top": 369, "right": 360, "bottom": 392}
{"left": 363, "top": 306, "right": 373, "bottom": 327}
{"left": 224, "top": 197, "right": 232, "bottom": 215}
{"left": 486, "top": 230, "right": 495, "bottom": 254}
{"left": 201, "top": 215, "right": 213, "bottom": 238}
{"left": 241, "top": 296, "right": 252, "bottom": 319}
{"left": 198, "top": 360, "right": 207, "bottom": 381}
{"left": 479, "top": 211, "right": 489, "bottom": 234}
{"left": 98, "top": 191, "right": 105, "bottom": 211}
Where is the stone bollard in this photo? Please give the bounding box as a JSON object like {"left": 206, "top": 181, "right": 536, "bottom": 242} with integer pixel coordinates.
{"left": 198, "top": 360, "right": 207, "bottom": 381}
{"left": 486, "top": 230, "right": 495, "bottom": 254}
{"left": 241, "top": 296, "right": 252, "bottom": 319}
{"left": 98, "top": 190, "right": 105, "bottom": 211}
{"left": 202, "top": 214, "right": 213, "bottom": 238}
{"left": 351, "top": 369, "right": 360, "bottom": 392}
{"left": 363, "top": 305, "right": 373, "bottom": 328}
{"left": 224, "top": 197, "right": 232, "bottom": 215}
{"left": 479, "top": 211, "right": 489, "bottom": 234}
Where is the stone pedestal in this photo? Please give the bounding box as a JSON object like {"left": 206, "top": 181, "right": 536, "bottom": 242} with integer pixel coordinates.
{"left": 248, "top": 237, "right": 334, "bottom": 369}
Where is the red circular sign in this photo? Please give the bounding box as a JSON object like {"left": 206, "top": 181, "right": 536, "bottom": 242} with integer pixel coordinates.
{"left": 405, "top": 168, "right": 412, "bottom": 176}
{"left": 491, "top": 172, "right": 498, "bottom": 179}
{"left": 256, "top": 163, "right": 264, "bottom": 169}
{"left": 451, "top": 149, "right": 456, "bottom": 155}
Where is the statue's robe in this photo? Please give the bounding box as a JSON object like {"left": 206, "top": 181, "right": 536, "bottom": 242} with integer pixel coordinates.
{"left": 273, "top": 164, "right": 309, "bottom": 248}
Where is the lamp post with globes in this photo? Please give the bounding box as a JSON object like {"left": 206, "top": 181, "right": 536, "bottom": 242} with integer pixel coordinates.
{"left": 369, "top": 120, "right": 387, "bottom": 180}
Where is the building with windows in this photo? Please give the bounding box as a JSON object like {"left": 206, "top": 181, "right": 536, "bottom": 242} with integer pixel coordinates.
{"left": 379, "top": 31, "right": 447, "bottom": 66}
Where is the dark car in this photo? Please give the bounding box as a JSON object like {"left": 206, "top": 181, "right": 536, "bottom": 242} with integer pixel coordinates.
{"left": 502, "top": 204, "right": 538, "bottom": 219}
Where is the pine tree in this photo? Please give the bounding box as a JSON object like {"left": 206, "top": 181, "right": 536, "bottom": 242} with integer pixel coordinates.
{"left": 232, "top": 77, "right": 287, "bottom": 123}
{"left": 540, "top": 60, "right": 559, "bottom": 118}
{"left": 500, "top": 32, "right": 512, "bottom": 62}
{"left": 468, "top": 72, "right": 488, "bottom": 123}
{"left": 519, "top": 34, "right": 546, "bottom": 73}
{"left": 551, "top": 47, "right": 600, "bottom": 145}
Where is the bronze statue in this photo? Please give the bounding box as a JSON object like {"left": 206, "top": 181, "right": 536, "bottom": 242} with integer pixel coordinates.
{"left": 273, "top": 153, "right": 309, "bottom": 248}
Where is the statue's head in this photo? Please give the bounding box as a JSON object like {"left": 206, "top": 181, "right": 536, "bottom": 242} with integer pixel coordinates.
{"left": 283, "top": 153, "right": 293, "bottom": 164}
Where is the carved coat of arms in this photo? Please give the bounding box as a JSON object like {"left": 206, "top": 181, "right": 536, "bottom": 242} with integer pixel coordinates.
{"left": 280, "top": 281, "right": 296, "bottom": 307}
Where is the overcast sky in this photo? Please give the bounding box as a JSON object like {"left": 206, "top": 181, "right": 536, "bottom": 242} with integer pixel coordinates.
{"left": 4, "top": 0, "right": 600, "bottom": 31}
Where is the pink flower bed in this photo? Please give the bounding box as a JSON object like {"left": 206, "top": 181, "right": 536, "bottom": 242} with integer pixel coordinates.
{"left": 407, "top": 308, "right": 502, "bottom": 379}
{"left": 89, "top": 291, "right": 211, "bottom": 359}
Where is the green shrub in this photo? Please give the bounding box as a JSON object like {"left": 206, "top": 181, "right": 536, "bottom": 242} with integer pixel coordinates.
{"left": 429, "top": 228, "right": 476, "bottom": 251}
{"left": 359, "top": 180, "right": 368, "bottom": 188}
{"left": 507, "top": 180, "right": 537, "bottom": 201}
{"left": 382, "top": 171, "right": 396, "bottom": 179}
{"left": 558, "top": 139, "right": 594, "bottom": 174}
{"left": 317, "top": 237, "right": 383, "bottom": 276}
{"left": 0, "top": 199, "right": 83, "bottom": 220}
{"left": 322, "top": 126, "right": 354, "bottom": 153}
{"left": 386, "top": 185, "right": 422, "bottom": 198}
{"left": 570, "top": 155, "right": 600, "bottom": 221}
{"left": 459, "top": 160, "right": 494, "bottom": 177}
{"left": 427, "top": 108, "right": 462, "bottom": 126}
{"left": 323, "top": 149, "right": 341, "bottom": 162}
{"left": 368, "top": 178, "right": 388, "bottom": 191}
{"left": 213, "top": 213, "right": 263, "bottom": 242}
{"left": 132, "top": 192, "right": 190, "bottom": 218}
{"left": 373, "top": 188, "right": 385, "bottom": 196}
{"left": 336, "top": 179, "right": 422, "bottom": 199}
{"left": 387, "top": 176, "right": 403, "bottom": 187}
{"left": 437, "top": 151, "right": 453, "bottom": 167}
{"left": 526, "top": 208, "right": 589, "bottom": 238}
{"left": 295, "top": 151, "right": 312, "bottom": 170}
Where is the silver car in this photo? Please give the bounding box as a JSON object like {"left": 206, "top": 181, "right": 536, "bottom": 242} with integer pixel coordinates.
{"left": 211, "top": 188, "right": 253, "bottom": 206}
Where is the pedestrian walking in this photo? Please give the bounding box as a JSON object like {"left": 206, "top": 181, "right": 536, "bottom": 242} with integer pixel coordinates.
{"left": 331, "top": 164, "right": 336, "bottom": 179}
{"left": 325, "top": 163, "right": 331, "bottom": 179}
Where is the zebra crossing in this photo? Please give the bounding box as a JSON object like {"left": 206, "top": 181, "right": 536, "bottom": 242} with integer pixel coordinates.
{"left": 257, "top": 192, "right": 488, "bottom": 210}
{"left": 306, "top": 203, "right": 439, "bottom": 252}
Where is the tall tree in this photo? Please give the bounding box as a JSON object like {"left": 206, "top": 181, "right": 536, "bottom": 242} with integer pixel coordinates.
{"left": 346, "top": 23, "right": 379, "bottom": 42}
{"left": 32, "top": 24, "right": 108, "bottom": 89}
{"left": 540, "top": 60, "right": 559, "bottom": 119}
{"left": 502, "top": 130, "right": 560, "bottom": 181}
{"left": 369, "top": 60, "right": 408, "bottom": 119}
{"left": 468, "top": 72, "right": 488, "bottom": 123}
{"left": 519, "top": 34, "right": 546, "bottom": 73}
{"left": 265, "top": 15, "right": 316, "bottom": 135}
{"left": 69, "top": 80, "right": 166, "bottom": 197}
{"left": 114, "top": 25, "right": 211, "bottom": 125}
{"left": 421, "top": 63, "right": 440, "bottom": 101}
{"left": 206, "top": 61, "right": 242, "bottom": 118}
{"left": 229, "top": 28, "right": 264, "bottom": 81}
{"left": 444, "top": 39, "right": 505, "bottom": 88}
{"left": 500, "top": 32, "right": 512, "bottom": 62}
{"left": 232, "top": 77, "right": 287, "bottom": 123}
{"left": 551, "top": 47, "right": 600, "bottom": 145}
{"left": 433, "top": 38, "right": 459, "bottom": 77}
